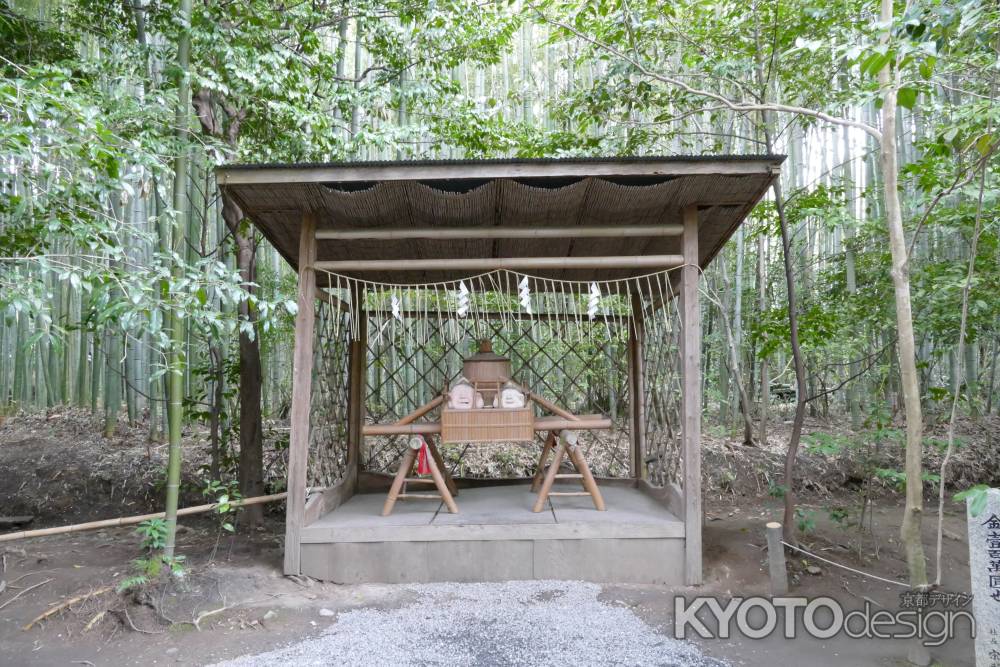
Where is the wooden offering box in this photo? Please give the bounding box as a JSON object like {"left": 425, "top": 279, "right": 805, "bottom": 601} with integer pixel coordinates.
{"left": 441, "top": 404, "right": 534, "bottom": 444}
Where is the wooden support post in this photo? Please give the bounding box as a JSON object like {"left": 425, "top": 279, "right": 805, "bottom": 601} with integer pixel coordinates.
{"left": 382, "top": 448, "right": 417, "bottom": 516}
{"left": 531, "top": 432, "right": 556, "bottom": 492}
{"left": 681, "top": 205, "right": 703, "bottom": 586}
{"left": 425, "top": 436, "right": 458, "bottom": 496}
{"left": 283, "top": 210, "right": 317, "bottom": 576}
{"left": 423, "top": 444, "right": 458, "bottom": 514}
{"left": 766, "top": 521, "right": 788, "bottom": 596}
{"left": 628, "top": 292, "right": 646, "bottom": 480}
{"left": 346, "top": 284, "right": 366, "bottom": 494}
{"left": 532, "top": 441, "right": 566, "bottom": 513}
{"left": 562, "top": 436, "right": 606, "bottom": 511}
{"left": 382, "top": 438, "right": 458, "bottom": 516}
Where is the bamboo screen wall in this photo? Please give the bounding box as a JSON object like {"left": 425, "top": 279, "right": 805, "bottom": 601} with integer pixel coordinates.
{"left": 306, "top": 300, "right": 352, "bottom": 488}
{"left": 640, "top": 294, "right": 684, "bottom": 488}
{"left": 304, "top": 274, "right": 685, "bottom": 489}
{"left": 363, "top": 314, "right": 632, "bottom": 477}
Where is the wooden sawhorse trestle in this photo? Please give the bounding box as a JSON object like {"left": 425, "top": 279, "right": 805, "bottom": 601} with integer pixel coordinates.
{"left": 381, "top": 435, "right": 458, "bottom": 516}
{"left": 530, "top": 429, "right": 606, "bottom": 513}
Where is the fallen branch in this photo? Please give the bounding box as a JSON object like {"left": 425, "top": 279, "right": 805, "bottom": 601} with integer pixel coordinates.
{"left": 23, "top": 585, "right": 114, "bottom": 630}
{"left": 0, "top": 492, "right": 290, "bottom": 543}
{"left": 0, "top": 577, "right": 53, "bottom": 610}
{"left": 193, "top": 603, "right": 232, "bottom": 631}
{"left": 4, "top": 570, "right": 57, "bottom": 586}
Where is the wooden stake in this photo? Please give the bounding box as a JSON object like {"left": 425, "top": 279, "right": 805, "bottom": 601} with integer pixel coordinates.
{"left": 766, "top": 521, "right": 788, "bottom": 596}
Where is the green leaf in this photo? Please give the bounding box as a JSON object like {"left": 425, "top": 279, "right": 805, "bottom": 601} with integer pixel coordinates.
{"left": 918, "top": 58, "right": 934, "bottom": 79}
{"left": 955, "top": 485, "right": 991, "bottom": 517}
{"left": 897, "top": 87, "right": 917, "bottom": 110}
{"left": 976, "top": 133, "right": 993, "bottom": 157}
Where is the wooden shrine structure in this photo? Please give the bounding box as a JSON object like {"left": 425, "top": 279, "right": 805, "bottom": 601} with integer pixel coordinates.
{"left": 218, "top": 156, "right": 782, "bottom": 585}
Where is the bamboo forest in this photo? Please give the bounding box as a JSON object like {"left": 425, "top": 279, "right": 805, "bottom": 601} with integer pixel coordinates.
{"left": 0, "top": 0, "right": 997, "bottom": 665}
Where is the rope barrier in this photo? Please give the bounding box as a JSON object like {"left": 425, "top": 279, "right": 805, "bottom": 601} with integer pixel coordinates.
{"left": 780, "top": 540, "right": 910, "bottom": 588}
{"left": 312, "top": 265, "right": 691, "bottom": 289}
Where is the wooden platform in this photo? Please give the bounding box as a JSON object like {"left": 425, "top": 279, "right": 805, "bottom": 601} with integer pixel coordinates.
{"left": 299, "top": 484, "right": 685, "bottom": 584}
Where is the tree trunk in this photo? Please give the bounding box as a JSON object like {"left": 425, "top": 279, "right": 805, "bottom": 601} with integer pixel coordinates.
{"left": 879, "top": 0, "right": 928, "bottom": 590}
{"left": 753, "top": 23, "right": 808, "bottom": 544}
{"left": 756, "top": 233, "right": 769, "bottom": 445}
{"left": 225, "top": 197, "right": 266, "bottom": 527}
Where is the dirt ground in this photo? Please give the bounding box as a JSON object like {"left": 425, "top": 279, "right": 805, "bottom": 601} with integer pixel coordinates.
{"left": 0, "top": 412, "right": 983, "bottom": 666}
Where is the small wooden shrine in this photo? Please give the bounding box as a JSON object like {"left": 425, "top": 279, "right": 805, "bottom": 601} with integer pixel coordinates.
{"left": 373, "top": 339, "right": 609, "bottom": 517}
{"left": 218, "top": 156, "right": 782, "bottom": 585}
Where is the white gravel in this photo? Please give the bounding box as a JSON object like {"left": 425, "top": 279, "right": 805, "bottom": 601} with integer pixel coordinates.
{"left": 211, "top": 580, "right": 726, "bottom": 666}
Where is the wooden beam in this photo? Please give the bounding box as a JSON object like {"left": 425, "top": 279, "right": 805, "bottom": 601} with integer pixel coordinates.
{"left": 217, "top": 158, "right": 782, "bottom": 186}
{"left": 680, "top": 205, "right": 702, "bottom": 586}
{"left": 628, "top": 292, "right": 646, "bottom": 480}
{"left": 314, "top": 255, "right": 684, "bottom": 273}
{"left": 364, "top": 423, "right": 441, "bottom": 436}
{"left": 316, "top": 225, "right": 683, "bottom": 241}
{"left": 303, "top": 478, "right": 355, "bottom": 527}
{"left": 361, "top": 416, "right": 612, "bottom": 436}
{"left": 395, "top": 395, "right": 445, "bottom": 425}
{"left": 283, "top": 210, "right": 317, "bottom": 576}
{"left": 346, "top": 286, "right": 367, "bottom": 494}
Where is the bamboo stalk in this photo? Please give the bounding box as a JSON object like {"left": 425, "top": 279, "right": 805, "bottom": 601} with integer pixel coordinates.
{"left": 0, "top": 492, "right": 289, "bottom": 543}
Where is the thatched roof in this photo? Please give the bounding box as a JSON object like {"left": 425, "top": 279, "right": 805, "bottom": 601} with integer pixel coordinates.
{"left": 217, "top": 156, "right": 782, "bottom": 287}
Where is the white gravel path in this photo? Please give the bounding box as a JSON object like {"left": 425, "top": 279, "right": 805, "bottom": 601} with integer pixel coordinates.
{"left": 211, "top": 580, "right": 726, "bottom": 666}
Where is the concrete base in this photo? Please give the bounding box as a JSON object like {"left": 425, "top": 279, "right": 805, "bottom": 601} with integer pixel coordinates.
{"left": 299, "top": 484, "right": 685, "bottom": 584}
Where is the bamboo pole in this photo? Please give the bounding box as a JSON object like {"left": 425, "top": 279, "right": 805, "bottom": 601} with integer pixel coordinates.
{"left": 313, "top": 255, "right": 685, "bottom": 273}
{"left": 316, "top": 225, "right": 683, "bottom": 240}
{"left": 0, "top": 492, "right": 290, "bottom": 543}
{"left": 361, "top": 416, "right": 611, "bottom": 436}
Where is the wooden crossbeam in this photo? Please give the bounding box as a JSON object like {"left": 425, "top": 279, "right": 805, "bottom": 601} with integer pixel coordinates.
{"left": 362, "top": 416, "right": 612, "bottom": 436}
{"left": 313, "top": 254, "right": 685, "bottom": 273}
{"left": 316, "top": 225, "right": 683, "bottom": 241}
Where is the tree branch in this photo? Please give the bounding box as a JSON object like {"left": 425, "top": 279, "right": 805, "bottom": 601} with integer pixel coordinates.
{"left": 527, "top": 1, "right": 883, "bottom": 143}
